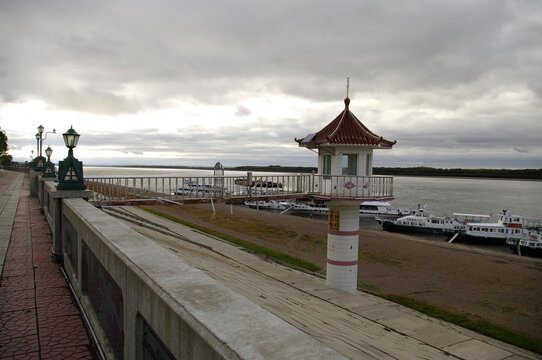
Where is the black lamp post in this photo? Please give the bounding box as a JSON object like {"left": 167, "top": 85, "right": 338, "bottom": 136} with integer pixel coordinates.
{"left": 57, "top": 126, "right": 86, "bottom": 190}
{"left": 37, "top": 124, "right": 44, "bottom": 156}
{"left": 35, "top": 132, "right": 40, "bottom": 154}
{"left": 42, "top": 146, "right": 56, "bottom": 178}
{"left": 33, "top": 130, "right": 45, "bottom": 171}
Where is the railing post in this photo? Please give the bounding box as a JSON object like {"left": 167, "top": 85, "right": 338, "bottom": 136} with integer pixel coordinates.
{"left": 247, "top": 172, "right": 252, "bottom": 198}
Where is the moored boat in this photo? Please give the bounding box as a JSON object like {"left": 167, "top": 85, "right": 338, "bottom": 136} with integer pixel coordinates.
{"left": 277, "top": 200, "right": 409, "bottom": 217}
{"left": 244, "top": 200, "right": 287, "bottom": 210}
{"left": 378, "top": 207, "right": 463, "bottom": 235}
{"left": 359, "top": 201, "right": 411, "bottom": 217}
{"left": 175, "top": 180, "right": 225, "bottom": 196}
{"left": 458, "top": 210, "right": 523, "bottom": 243}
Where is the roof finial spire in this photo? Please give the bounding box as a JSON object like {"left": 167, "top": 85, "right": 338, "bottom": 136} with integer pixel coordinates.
{"left": 344, "top": 77, "right": 350, "bottom": 109}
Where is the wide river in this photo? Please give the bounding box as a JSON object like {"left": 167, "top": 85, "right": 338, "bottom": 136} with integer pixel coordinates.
{"left": 84, "top": 166, "right": 542, "bottom": 221}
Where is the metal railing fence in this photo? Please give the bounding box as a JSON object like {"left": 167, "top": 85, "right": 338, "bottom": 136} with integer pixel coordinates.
{"left": 85, "top": 173, "right": 393, "bottom": 202}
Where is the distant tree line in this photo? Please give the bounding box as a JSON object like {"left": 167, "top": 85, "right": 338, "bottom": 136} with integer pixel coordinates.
{"left": 228, "top": 165, "right": 318, "bottom": 173}
{"left": 373, "top": 167, "right": 542, "bottom": 179}
{"left": 229, "top": 165, "right": 542, "bottom": 179}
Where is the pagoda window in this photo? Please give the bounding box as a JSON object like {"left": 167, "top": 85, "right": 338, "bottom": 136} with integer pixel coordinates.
{"left": 323, "top": 155, "right": 332, "bottom": 175}
{"left": 342, "top": 154, "right": 357, "bottom": 175}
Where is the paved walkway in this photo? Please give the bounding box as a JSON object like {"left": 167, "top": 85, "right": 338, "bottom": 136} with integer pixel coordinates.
{"left": 0, "top": 170, "right": 96, "bottom": 359}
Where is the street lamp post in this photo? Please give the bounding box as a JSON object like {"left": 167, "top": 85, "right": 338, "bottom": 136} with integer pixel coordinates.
{"left": 42, "top": 146, "right": 56, "bottom": 178}
{"left": 34, "top": 131, "right": 45, "bottom": 171}
{"left": 57, "top": 126, "right": 86, "bottom": 190}
{"left": 37, "top": 124, "right": 44, "bottom": 156}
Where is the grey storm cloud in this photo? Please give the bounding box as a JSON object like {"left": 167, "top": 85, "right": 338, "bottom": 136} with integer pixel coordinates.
{"left": 1, "top": 0, "right": 541, "bottom": 168}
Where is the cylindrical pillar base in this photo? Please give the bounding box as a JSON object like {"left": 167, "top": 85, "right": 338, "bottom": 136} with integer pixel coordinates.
{"left": 326, "top": 201, "right": 360, "bottom": 294}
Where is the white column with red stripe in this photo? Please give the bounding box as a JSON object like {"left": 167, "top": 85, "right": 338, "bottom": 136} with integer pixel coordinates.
{"left": 326, "top": 201, "right": 360, "bottom": 293}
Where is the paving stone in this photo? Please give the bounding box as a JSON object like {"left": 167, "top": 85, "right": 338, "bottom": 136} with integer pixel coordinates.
{"left": 0, "top": 308, "right": 38, "bottom": 340}
{"left": 0, "top": 278, "right": 34, "bottom": 296}
{"left": 35, "top": 285, "right": 72, "bottom": 300}
{"left": 34, "top": 272, "right": 67, "bottom": 288}
{"left": 0, "top": 288, "right": 35, "bottom": 307}
{"left": 39, "top": 314, "right": 92, "bottom": 349}
{"left": 36, "top": 295, "right": 80, "bottom": 317}
{"left": 444, "top": 338, "right": 514, "bottom": 360}
{"left": 41, "top": 345, "right": 96, "bottom": 360}
{"left": 3, "top": 351, "right": 41, "bottom": 360}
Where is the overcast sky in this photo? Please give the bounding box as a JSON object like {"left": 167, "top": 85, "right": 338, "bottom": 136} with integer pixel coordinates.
{"left": 1, "top": 0, "right": 541, "bottom": 169}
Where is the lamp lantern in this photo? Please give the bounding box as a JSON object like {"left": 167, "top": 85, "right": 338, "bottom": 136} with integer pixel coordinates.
{"left": 45, "top": 146, "right": 53, "bottom": 159}
{"left": 62, "top": 126, "right": 80, "bottom": 153}
{"left": 57, "top": 126, "right": 86, "bottom": 190}
{"left": 38, "top": 124, "right": 44, "bottom": 134}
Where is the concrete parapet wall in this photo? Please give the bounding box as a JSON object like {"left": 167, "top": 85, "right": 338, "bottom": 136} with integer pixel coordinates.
{"left": 41, "top": 179, "right": 346, "bottom": 359}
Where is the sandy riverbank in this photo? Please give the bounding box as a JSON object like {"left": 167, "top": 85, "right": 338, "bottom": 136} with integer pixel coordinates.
{"left": 146, "top": 202, "right": 542, "bottom": 343}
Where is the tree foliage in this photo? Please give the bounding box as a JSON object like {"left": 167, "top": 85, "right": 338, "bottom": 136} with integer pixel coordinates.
{"left": 0, "top": 130, "right": 12, "bottom": 164}
{"left": 229, "top": 165, "right": 317, "bottom": 173}
{"left": 0, "top": 130, "right": 7, "bottom": 154}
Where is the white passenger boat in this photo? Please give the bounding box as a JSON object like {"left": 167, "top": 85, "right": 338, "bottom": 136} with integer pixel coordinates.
{"left": 244, "top": 200, "right": 287, "bottom": 210}
{"left": 282, "top": 201, "right": 329, "bottom": 214}
{"left": 458, "top": 210, "right": 524, "bottom": 243}
{"left": 378, "top": 207, "right": 464, "bottom": 235}
{"left": 359, "top": 201, "right": 411, "bottom": 217}
{"left": 275, "top": 200, "right": 409, "bottom": 217}
{"left": 175, "top": 181, "right": 225, "bottom": 196}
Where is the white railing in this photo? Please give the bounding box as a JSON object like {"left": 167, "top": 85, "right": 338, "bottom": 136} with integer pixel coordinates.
{"left": 311, "top": 175, "right": 394, "bottom": 199}
{"left": 85, "top": 174, "right": 393, "bottom": 202}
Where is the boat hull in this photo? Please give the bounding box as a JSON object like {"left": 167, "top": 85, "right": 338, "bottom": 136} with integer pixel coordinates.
{"left": 455, "top": 233, "right": 511, "bottom": 245}
{"left": 380, "top": 220, "right": 456, "bottom": 235}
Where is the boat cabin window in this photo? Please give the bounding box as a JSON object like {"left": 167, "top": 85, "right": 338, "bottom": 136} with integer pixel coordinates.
{"left": 342, "top": 154, "right": 357, "bottom": 175}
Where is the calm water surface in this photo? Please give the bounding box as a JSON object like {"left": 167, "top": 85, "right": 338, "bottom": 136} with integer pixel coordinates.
{"left": 392, "top": 176, "right": 541, "bottom": 221}
{"left": 85, "top": 167, "right": 541, "bottom": 220}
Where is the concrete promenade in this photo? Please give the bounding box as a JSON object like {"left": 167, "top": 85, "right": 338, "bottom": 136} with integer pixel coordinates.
{"left": 0, "top": 170, "right": 96, "bottom": 359}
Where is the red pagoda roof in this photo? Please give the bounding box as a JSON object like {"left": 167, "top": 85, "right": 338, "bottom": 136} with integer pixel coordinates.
{"left": 295, "top": 98, "right": 396, "bottom": 149}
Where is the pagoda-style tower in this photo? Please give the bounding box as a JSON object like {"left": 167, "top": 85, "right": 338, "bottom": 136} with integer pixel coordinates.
{"left": 296, "top": 93, "right": 395, "bottom": 293}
